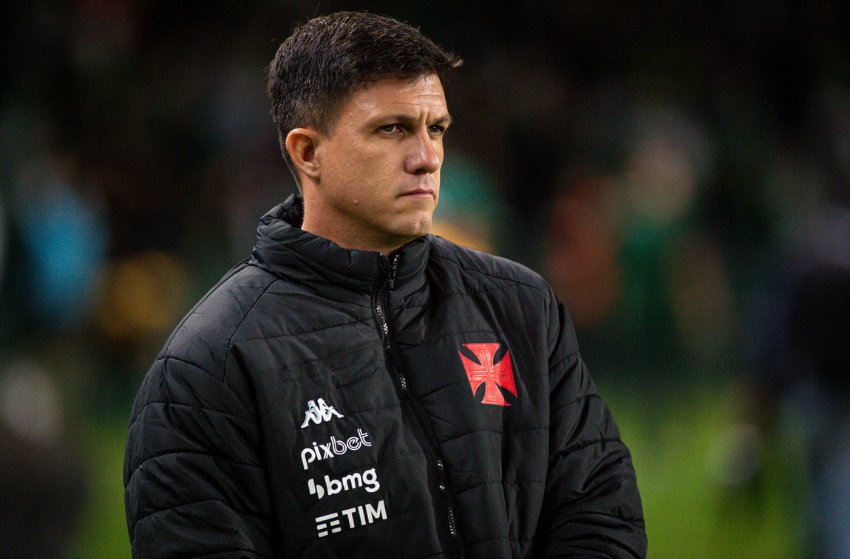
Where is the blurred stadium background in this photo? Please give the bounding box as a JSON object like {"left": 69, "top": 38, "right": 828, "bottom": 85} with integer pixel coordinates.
{"left": 2, "top": 1, "right": 849, "bottom": 557}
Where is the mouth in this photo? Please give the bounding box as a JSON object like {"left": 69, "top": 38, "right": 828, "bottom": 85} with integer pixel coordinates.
{"left": 398, "top": 187, "right": 436, "bottom": 199}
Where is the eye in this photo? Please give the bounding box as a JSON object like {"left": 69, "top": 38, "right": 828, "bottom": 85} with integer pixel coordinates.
{"left": 379, "top": 123, "right": 403, "bottom": 134}
{"left": 428, "top": 124, "right": 447, "bottom": 136}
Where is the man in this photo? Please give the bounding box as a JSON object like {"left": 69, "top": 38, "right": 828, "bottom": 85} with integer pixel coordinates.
{"left": 124, "top": 11, "right": 646, "bottom": 558}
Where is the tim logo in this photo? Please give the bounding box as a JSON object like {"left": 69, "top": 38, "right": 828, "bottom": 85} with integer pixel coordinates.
{"left": 308, "top": 467, "right": 381, "bottom": 500}
{"left": 301, "top": 398, "right": 343, "bottom": 428}
{"left": 315, "top": 499, "right": 387, "bottom": 538}
{"left": 458, "top": 343, "right": 517, "bottom": 406}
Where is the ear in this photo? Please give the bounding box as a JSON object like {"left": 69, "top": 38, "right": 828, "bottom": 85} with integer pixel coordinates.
{"left": 285, "top": 128, "right": 321, "bottom": 182}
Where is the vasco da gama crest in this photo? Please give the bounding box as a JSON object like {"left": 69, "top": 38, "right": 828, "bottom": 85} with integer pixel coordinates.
{"left": 458, "top": 343, "right": 518, "bottom": 406}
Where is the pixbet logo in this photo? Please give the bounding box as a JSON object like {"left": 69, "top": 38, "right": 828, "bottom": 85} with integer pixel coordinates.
{"left": 308, "top": 467, "right": 380, "bottom": 500}
{"left": 301, "top": 428, "right": 372, "bottom": 471}
{"left": 314, "top": 499, "right": 387, "bottom": 538}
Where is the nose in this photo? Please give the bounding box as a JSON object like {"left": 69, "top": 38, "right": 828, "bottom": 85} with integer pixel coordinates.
{"left": 404, "top": 129, "right": 441, "bottom": 175}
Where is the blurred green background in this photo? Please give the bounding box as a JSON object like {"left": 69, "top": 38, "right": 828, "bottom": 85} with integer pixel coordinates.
{"left": 2, "top": 1, "right": 849, "bottom": 557}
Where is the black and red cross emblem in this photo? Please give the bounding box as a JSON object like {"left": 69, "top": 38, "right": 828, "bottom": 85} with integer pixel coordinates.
{"left": 458, "top": 343, "right": 517, "bottom": 406}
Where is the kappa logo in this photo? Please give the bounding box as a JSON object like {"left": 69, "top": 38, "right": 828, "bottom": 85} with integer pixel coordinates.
{"left": 301, "top": 428, "right": 372, "bottom": 470}
{"left": 308, "top": 467, "right": 381, "bottom": 500}
{"left": 314, "top": 499, "right": 387, "bottom": 538}
{"left": 458, "top": 343, "right": 517, "bottom": 406}
{"left": 301, "top": 398, "right": 344, "bottom": 428}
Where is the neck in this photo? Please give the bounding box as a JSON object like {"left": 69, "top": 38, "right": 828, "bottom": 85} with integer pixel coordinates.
{"left": 301, "top": 220, "right": 407, "bottom": 255}
{"left": 300, "top": 211, "right": 411, "bottom": 257}
{"left": 299, "top": 186, "right": 421, "bottom": 255}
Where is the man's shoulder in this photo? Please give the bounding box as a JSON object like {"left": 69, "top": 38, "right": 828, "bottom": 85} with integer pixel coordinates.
{"left": 157, "top": 263, "right": 280, "bottom": 373}
{"left": 427, "top": 235, "right": 550, "bottom": 296}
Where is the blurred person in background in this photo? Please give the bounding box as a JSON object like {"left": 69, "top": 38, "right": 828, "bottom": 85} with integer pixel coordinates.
{"left": 738, "top": 85, "right": 850, "bottom": 559}
{"left": 123, "top": 11, "right": 645, "bottom": 559}
{"left": 0, "top": 358, "right": 87, "bottom": 558}
{"left": 544, "top": 104, "right": 732, "bottom": 389}
{"left": 741, "top": 202, "right": 850, "bottom": 559}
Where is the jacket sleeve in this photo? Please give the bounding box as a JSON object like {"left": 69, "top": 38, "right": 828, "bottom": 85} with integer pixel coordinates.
{"left": 537, "top": 298, "right": 647, "bottom": 558}
{"left": 124, "top": 354, "right": 274, "bottom": 558}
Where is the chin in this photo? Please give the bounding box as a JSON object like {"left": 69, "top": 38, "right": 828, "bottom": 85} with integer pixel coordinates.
{"left": 410, "top": 221, "right": 434, "bottom": 238}
{"left": 392, "top": 216, "right": 433, "bottom": 239}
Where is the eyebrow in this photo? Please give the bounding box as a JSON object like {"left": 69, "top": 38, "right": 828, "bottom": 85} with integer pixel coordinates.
{"left": 372, "top": 113, "right": 453, "bottom": 127}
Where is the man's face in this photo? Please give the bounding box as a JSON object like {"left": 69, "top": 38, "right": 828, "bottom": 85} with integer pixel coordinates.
{"left": 304, "top": 74, "right": 451, "bottom": 253}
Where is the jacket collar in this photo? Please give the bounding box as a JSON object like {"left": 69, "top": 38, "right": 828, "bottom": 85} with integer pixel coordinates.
{"left": 250, "top": 194, "right": 430, "bottom": 301}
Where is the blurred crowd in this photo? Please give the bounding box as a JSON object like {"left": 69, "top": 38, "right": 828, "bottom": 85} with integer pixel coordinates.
{"left": 1, "top": 1, "right": 848, "bottom": 557}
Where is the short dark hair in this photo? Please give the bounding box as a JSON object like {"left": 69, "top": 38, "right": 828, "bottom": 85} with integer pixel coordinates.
{"left": 267, "top": 11, "right": 462, "bottom": 178}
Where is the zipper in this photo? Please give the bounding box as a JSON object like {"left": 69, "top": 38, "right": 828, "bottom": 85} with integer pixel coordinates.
{"left": 372, "top": 253, "right": 465, "bottom": 558}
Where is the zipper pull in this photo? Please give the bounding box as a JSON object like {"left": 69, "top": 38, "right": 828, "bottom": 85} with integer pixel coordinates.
{"left": 388, "top": 253, "right": 401, "bottom": 291}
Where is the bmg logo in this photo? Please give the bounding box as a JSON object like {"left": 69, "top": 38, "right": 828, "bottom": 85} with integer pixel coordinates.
{"left": 307, "top": 467, "right": 381, "bottom": 499}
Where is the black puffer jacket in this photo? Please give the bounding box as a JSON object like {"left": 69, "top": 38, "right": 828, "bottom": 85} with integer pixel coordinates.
{"left": 124, "top": 195, "right": 646, "bottom": 558}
